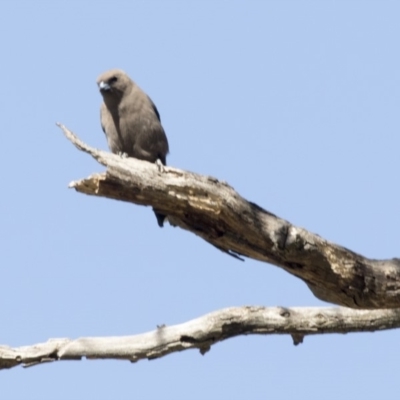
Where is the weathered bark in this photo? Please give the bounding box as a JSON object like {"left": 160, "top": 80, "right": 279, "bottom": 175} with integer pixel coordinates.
{"left": 58, "top": 124, "right": 400, "bottom": 309}
{"left": 1, "top": 306, "right": 399, "bottom": 370}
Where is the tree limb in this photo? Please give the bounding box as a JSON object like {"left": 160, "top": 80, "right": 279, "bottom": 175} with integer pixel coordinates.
{"left": 1, "top": 306, "right": 399, "bottom": 370}
{"left": 57, "top": 124, "right": 400, "bottom": 309}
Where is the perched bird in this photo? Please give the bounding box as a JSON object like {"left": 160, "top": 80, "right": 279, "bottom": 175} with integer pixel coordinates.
{"left": 97, "top": 69, "right": 169, "bottom": 227}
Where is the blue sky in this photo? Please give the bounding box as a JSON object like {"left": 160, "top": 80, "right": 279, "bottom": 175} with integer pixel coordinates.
{"left": 1, "top": 1, "right": 399, "bottom": 398}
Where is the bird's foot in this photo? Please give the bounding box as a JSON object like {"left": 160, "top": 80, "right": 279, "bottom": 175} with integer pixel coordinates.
{"left": 118, "top": 151, "right": 129, "bottom": 158}
{"left": 156, "top": 158, "right": 165, "bottom": 173}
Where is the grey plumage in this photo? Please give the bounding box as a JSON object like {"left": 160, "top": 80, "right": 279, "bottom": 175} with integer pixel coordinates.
{"left": 97, "top": 69, "right": 169, "bottom": 227}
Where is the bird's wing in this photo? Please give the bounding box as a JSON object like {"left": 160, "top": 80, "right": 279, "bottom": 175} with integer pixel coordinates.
{"left": 147, "top": 95, "right": 161, "bottom": 121}
{"left": 100, "top": 103, "right": 107, "bottom": 134}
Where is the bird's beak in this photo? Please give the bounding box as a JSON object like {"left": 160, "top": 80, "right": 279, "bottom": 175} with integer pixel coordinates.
{"left": 99, "top": 81, "right": 111, "bottom": 91}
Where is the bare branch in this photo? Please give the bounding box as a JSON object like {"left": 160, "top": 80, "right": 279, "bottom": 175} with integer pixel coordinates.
{"left": 57, "top": 124, "right": 400, "bottom": 309}
{"left": 2, "top": 306, "right": 399, "bottom": 370}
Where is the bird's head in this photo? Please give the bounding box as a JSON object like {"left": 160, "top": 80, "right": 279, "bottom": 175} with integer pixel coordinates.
{"left": 97, "top": 69, "right": 132, "bottom": 101}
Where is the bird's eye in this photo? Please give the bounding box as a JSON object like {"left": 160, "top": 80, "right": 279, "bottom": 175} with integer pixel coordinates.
{"left": 109, "top": 76, "right": 118, "bottom": 84}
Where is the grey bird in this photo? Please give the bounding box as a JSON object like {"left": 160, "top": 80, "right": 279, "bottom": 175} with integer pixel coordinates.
{"left": 97, "top": 69, "right": 169, "bottom": 227}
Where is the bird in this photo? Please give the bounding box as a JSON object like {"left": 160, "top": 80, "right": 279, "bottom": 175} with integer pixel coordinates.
{"left": 97, "top": 69, "right": 169, "bottom": 227}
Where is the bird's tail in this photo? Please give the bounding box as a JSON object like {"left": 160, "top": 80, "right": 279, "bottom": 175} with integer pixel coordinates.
{"left": 153, "top": 209, "right": 166, "bottom": 228}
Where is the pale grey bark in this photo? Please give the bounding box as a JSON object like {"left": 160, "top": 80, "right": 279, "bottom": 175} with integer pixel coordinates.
{"left": 1, "top": 306, "right": 399, "bottom": 370}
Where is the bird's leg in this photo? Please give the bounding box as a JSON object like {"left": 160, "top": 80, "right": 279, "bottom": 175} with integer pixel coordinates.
{"left": 155, "top": 158, "right": 165, "bottom": 173}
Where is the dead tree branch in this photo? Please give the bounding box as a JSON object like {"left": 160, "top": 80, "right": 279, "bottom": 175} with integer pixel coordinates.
{"left": 1, "top": 306, "right": 399, "bottom": 370}
{"left": 57, "top": 124, "right": 400, "bottom": 309}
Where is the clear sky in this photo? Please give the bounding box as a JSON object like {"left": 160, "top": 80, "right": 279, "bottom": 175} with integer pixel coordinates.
{"left": 1, "top": 1, "right": 399, "bottom": 398}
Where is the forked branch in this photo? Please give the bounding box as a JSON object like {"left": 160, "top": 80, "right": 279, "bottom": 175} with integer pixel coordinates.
{"left": 57, "top": 124, "right": 400, "bottom": 309}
